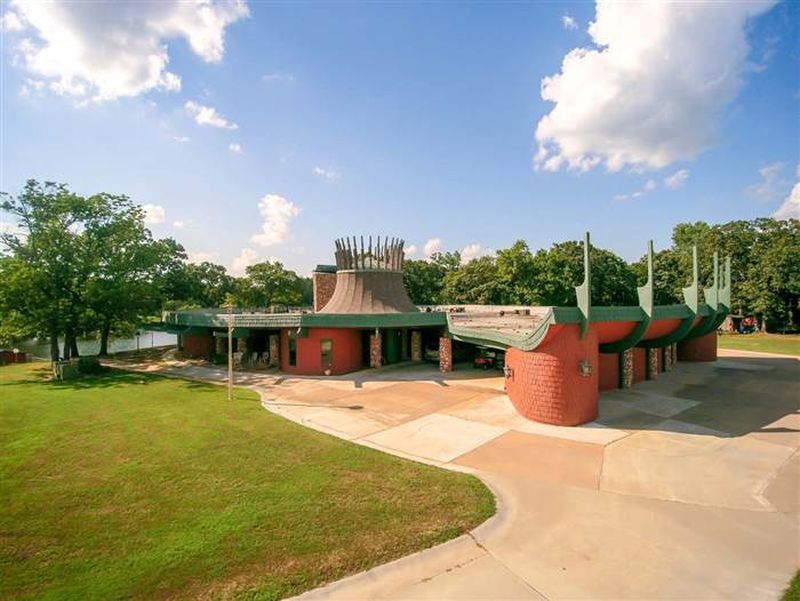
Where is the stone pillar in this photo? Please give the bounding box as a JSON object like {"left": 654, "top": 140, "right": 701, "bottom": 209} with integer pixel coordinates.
{"left": 215, "top": 336, "right": 225, "bottom": 355}
{"left": 677, "top": 332, "right": 718, "bottom": 362}
{"left": 646, "top": 347, "right": 660, "bottom": 380}
{"left": 237, "top": 337, "right": 247, "bottom": 353}
{"left": 411, "top": 330, "right": 422, "bottom": 362}
{"left": 401, "top": 329, "right": 410, "bottom": 360}
{"left": 671, "top": 343, "right": 678, "bottom": 365}
{"left": 620, "top": 348, "right": 634, "bottom": 389}
{"left": 439, "top": 336, "right": 452, "bottom": 372}
{"left": 370, "top": 332, "right": 382, "bottom": 368}
{"left": 662, "top": 346, "right": 674, "bottom": 372}
{"left": 268, "top": 334, "right": 280, "bottom": 367}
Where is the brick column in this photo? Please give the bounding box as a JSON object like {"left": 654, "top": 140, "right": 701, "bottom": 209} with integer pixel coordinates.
{"left": 370, "top": 332, "right": 382, "bottom": 368}
{"left": 620, "top": 348, "right": 634, "bottom": 389}
{"left": 237, "top": 337, "right": 247, "bottom": 353}
{"left": 646, "top": 347, "right": 660, "bottom": 380}
{"left": 268, "top": 334, "right": 280, "bottom": 367}
{"left": 215, "top": 336, "right": 225, "bottom": 355}
{"left": 439, "top": 337, "right": 452, "bottom": 372}
{"left": 671, "top": 343, "right": 678, "bottom": 365}
{"left": 411, "top": 331, "right": 422, "bottom": 362}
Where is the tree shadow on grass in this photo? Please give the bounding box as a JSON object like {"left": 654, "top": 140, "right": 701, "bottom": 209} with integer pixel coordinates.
{"left": 11, "top": 367, "right": 214, "bottom": 392}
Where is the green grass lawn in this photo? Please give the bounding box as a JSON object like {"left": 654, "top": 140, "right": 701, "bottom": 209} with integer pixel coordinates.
{"left": 718, "top": 332, "right": 800, "bottom": 357}
{"left": 0, "top": 363, "right": 494, "bottom": 600}
{"left": 783, "top": 570, "right": 800, "bottom": 601}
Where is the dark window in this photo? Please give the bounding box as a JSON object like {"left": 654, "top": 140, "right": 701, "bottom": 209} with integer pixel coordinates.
{"left": 288, "top": 333, "right": 297, "bottom": 366}
{"left": 321, "top": 339, "right": 333, "bottom": 368}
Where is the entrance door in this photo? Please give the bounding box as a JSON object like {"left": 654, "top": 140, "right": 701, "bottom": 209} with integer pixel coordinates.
{"left": 321, "top": 339, "right": 333, "bottom": 370}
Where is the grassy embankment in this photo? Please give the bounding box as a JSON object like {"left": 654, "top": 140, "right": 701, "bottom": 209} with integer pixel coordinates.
{"left": 0, "top": 363, "right": 494, "bottom": 600}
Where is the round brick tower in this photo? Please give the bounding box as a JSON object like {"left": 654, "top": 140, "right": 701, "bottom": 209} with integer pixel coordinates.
{"left": 318, "top": 236, "right": 418, "bottom": 314}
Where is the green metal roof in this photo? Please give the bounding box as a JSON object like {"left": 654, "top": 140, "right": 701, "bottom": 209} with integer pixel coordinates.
{"left": 313, "top": 264, "right": 337, "bottom": 273}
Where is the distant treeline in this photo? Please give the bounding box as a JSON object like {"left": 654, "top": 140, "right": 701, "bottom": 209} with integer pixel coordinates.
{"left": 1, "top": 180, "right": 797, "bottom": 359}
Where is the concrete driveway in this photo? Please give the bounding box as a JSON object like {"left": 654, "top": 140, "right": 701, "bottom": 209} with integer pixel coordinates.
{"left": 114, "top": 352, "right": 800, "bottom": 600}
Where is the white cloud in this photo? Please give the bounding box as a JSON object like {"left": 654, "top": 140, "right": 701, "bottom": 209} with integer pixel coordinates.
{"left": 185, "top": 100, "right": 238, "bottom": 129}
{"left": 773, "top": 183, "right": 800, "bottom": 220}
{"left": 614, "top": 177, "right": 661, "bottom": 201}
{"left": 173, "top": 220, "right": 185, "bottom": 229}
{"left": 0, "top": 220, "right": 23, "bottom": 237}
{"left": 230, "top": 248, "right": 258, "bottom": 276}
{"left": 423, "top": 238, "right": 442, "bottom": 257}
{"left": 4, "top": 0, "right": 248, "bottom": 103}
{"left": 263, "top": 72, "right": 294, "bottom": 83}
{"left": 172, "top": 135, "right": 190, "bottom": 143}
{"left": 746, "top": 162, "right": 788, "bottom": 202}
{"left": 1, "top": 9, "right": 24, "bottom": 32}
{"left": 404, "top": 244, "right": 417, "bottom": 256}
{"left": 644, "top": 179, "right": 657, "bottom": 192}
{"left": 188, "top": 250, "right": 220, "bottom": 264}
{"left": 250, "top": 194, "right": 301, "bottom": 247}
{"left": 663, "top": 169, "right": 690, "bottom": 190}
{"left": 534, "top": 1, "right": 776, "bottom": 172}
{"left": 142, "top": 204, "right": 165, "bottom": 224}
{"left": 312, "top": 166, "right": 340, "bottom": 181}
{"left": 461, "top": 244, "right": 493, "bottom": 263}
{"left": 228, "top": 142, "right": 243, "bottom": 154}
{"left": 561, "top": 15, "right": 578, "bottom": 30}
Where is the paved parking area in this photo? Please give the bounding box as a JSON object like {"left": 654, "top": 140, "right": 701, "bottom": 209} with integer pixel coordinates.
{"left": 113, "top": 352, "right": 800, "bottom": 600}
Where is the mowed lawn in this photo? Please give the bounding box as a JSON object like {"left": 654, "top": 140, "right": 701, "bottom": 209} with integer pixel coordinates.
{"left": 0, "top": 363, "right": 494, "bottom": 600}
{"left": 719, "top": 332, "right": 800, "bottom": 357}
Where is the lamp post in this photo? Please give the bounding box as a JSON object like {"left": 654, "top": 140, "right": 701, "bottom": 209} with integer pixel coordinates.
{"left": 226, "top": 303, "right": 234, "bottom": 401}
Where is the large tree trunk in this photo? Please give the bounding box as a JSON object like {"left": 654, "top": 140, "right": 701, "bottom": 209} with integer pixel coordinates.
{"left": 50, "top": 330, "right": 60, "bottom": 362}
{"left": 99, "top": 322, "right": 111, "bottom": 356}
{"left": 62, "top": 334, "right": 71, "bottom": 361}
{"left": 63, "top": 329, "right": 79, "bottom": 360}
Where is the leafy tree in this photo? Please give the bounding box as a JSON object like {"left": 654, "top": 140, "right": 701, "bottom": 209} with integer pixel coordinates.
{"left": 1, "top": 180, "right": 187, "bottom": 358}
{"left": 495, "top": 240, "right": 537, "bottom": 304}
{"left": 1, "top": 181, "right": 93, "bottom": 360}
{"left": 231, "top": 261, "right": 306, "bottom": 308}
{"left": 403, "top": 252, "right": 461, "bottom": 305}
{"left": 160, "top": 261, "right": 234, "bottom": 309}
{"left": 529, "top": 241, "right": 638, "bottom": 306}
{"left": 82, "top": 195, "right": 185, "bottom": 355}
{"left": 441, "top": 256, "right": 504, "bottom": 304}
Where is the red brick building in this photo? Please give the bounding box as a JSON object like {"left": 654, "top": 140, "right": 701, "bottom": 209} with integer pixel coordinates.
{"left": 154, "top": 235, "right": 730, "bottom": 427}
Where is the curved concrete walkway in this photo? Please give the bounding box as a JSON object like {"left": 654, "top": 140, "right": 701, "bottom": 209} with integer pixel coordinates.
{"left": 111, "top": 351, "right": 800, "bottom": 600}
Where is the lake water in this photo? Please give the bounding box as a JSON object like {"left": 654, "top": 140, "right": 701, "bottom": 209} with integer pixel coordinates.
{"left": 17, "top": 331, "right": 177, "bottom": 359}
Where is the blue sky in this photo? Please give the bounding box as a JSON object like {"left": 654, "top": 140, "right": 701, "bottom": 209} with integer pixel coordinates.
{"left": 1, "top": 1, "right": 798, "bottom": 275}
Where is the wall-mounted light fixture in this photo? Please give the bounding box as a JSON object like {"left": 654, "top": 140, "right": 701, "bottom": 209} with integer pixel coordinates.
{"left": 579, "top": 359, "right": 592, "bottom": 378}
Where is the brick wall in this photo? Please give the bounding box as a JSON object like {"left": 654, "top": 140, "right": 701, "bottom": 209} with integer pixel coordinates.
{"left": 312, "top": 271, "right": 337, "bottom": 312}
{"left": 598, "top": 353, "right": 619, "bottom": 391}
{"left": 439, "top": 336, "right": 452, "bottom": 372}
{"left": 662, "top": 345, "right": 673, "bottom": 371}
{"left": 678, "top": 332, "right": 718, "bottom": 362}
{"left": 504, "top": 325, "right": 598, "bottom": 426}
{"left": 183, "top": 334, "right": 215, "bottom": 358}
{"left": 632, "top": 347, "right": 646, "bottom": 383}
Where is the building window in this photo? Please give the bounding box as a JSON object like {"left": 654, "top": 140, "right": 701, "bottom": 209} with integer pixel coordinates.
{"left": 288, "top": 333, "right": 297, "bottom": 367}
{"left": 321, "top": 339, "right": 333, "bottom": 368}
